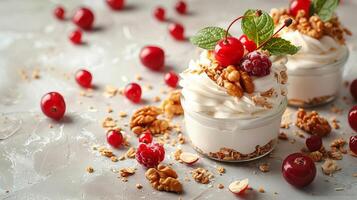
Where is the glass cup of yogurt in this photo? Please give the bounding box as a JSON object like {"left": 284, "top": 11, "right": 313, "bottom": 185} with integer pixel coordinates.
{"left": 180, "top": 51, "right": 289, "bottom": 162}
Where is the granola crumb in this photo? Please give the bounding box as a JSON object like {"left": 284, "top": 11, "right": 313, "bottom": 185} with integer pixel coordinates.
{"left": 107, "top": 107, "right": 113, "bottom": 113}
{"left": 217, "top": 183, "right": 224, "bottom": 189}
{"left": 86, "top": 166, "right": 94, "bottom": 173}
{"left": 135, "top": 74, "right": 143, "bottom": 81}
{"left": 278, "top": 132, "right": 288, "bottom": 140}
{"left": 119, "top": 167, "right": 136, "bottom": 177}
{"left": 153, "top": 96, "right": 161, "bottom": 102}
{"left": 136, "top": 184, "right": 143, "bottom": 189}
{"left": 125, "top": 147, "right": 136, "bottom": 159}
{"left": 192, "top": 168, "right": 212, "bottom": 184}
{"left": 111, "top": 156, "right": 119, "bottom": 162}
{"left": 296, "top": 109, "right": 331, "bottom": 137}
{"left": 352, "top": 173, "right": 357, "bottom": 177}
{"left": 258, "top": 187, "right": 265, "bottom": 193}
{"left": 216, "top": 166, "right": 226, "bottom": 175}
{"left": 259, "top": 163, "right": 270, "bottom": 173}
{"left": 119, "top": 111, "right": 128, "bottom": 118}
{"left": 321, "top": 159, "right": 341, "bottom": 175}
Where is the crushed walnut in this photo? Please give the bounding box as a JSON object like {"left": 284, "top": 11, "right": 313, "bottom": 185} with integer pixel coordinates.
{"left": 330, "top": 138, "right": 346, "bottom": 153}
{"left": 271, "top": 9, "right": 351, "bottom": 44}
{"left": 259, "top": 163, "right": 270, "bottom": 173}
{"left": 161, "top": 90, "right": 184, "bottom": 118}
{"left": 191, "top": 168, "right": 212, "bottom": 184}
{"left": 136, "top": 184, "right": 143, "bottom": 189}
{"left": 173, "top": 148, "right": 183, "bottom": 161}
{"left": 119, "top": 167, "right": 136, "bottom": 177}
{"left": 216, "top": 166, "right": 226, "bottom": 175}
{"left": 331, "top": 118, "right": 340, "bottom": 129}
{"left": 308, "top": 151, "right": 324, "bottom": 162}
{"left": 98, "top": 147, "right": 114, "bottom": 158}
{"left": 145, "top": 164, "right": 183, "bottom": 193}
{"left": 102, "top": 117, "right": 118, "bottom": 129}
{"left": 130, "top": 106, "right": 169, "bottom": 135}
{"left": 321, "top": 159, "right": 341, "bottom": 175}
{"left": 217, "top": 184, "right": 224, "bottom": 189}
{"left": 125, "top": 147, "right": 136, "bottom": 159}
{"left": 296, "top": 109, "right": 331, "bottom": 137}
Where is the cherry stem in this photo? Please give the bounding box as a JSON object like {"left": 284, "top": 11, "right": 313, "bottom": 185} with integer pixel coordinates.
{"left": 257, "top": 18, "right": 293, "bottom": 50}
{"left": 224, "top": 10, "right": 263, "bottom": 42}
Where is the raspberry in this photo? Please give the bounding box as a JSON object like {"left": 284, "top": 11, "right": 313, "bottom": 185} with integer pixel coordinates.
{"left": 240, "top": 51, "right": 272, "bottom": 77}
{"left": 136, "top": 142, "right": 165, "bottom": 168}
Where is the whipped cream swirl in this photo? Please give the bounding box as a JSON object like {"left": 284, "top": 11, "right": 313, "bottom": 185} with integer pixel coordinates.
{"left": 180, "top": 51, "right": 288, "bottom": 119}
{"left": 281, "top": 30, "right": 348, "bottom": 71}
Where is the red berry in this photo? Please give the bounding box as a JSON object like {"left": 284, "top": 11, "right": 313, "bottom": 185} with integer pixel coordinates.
{"left": 214, "top": 37, "right": 244, "bottom": 67}
{"left": 164, "top": 71, "right": 179, "bottom": 88}
{"left": 72, "top": 7, "right": 95, "bottom": 30}
{"left": 289, "top": 0, "right": 311, "bottom": 17}
{"left": 175, "top": 1, "right": 187, "bottom": 14}
{"left": 139, "top": 46, "right": 165, "bottom": 71}
{"left": 106, "top": 129, "right": 123, "bottom": 148}
{"left": 349, "top": 135, "right": 357, "bottom": 154}
{"left": 240, "top": 51, "right": 272, "bottom": 77}
{"left": 139, "top": 130, "right": 153, "bottom": 144}
{"left": 136, "top": 142, "right": 165, "bottom": 168}
{"left": 239, "top": 35, "right": 257, "bottom": 52}
{"left": 169, "top": 23, "right": 185, "bottom": 41}
{"left": 282, "top": 153, "right": 316, "bottom": 187}
{"left": 41, "top": 92, "right": 66, "bottom": 120}
{"left": 124, "top": 83, "right": 142, "bottom": 103}
{"left": 54, "top": 6, "right": 65, "bottom": 20}
{"left": 154, "top": 7, "right": 165, "bottom": 21}
{"left": 106, "top": 0, "right": 125, "bottom": 10}
{"left": 305, "top": 135, "right": 322, "bottom": 152}
{"left": 350, "top": 79, "right": 357, "bottom": 101}
{"left": 69, "top": 29, "right": 82, "bottom": 45}
{"left": 75, "top": 69, "right": 92, "bottom": 88}
{"left": 348, "top": 106, "right": 357, "bottom": 132}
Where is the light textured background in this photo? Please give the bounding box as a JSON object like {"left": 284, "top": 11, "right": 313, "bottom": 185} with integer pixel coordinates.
{"left": 0, "top": 0, "right": 356, "bottom": 199}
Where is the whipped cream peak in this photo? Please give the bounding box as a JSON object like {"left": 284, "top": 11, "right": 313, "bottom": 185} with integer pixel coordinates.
{"left": 180, "top": 50, "right": 288, "bottom": 119}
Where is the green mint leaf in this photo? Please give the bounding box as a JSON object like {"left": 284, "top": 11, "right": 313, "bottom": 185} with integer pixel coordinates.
{"left": 241, "top": 9, "right": 274, "bottom": 46}
{"left": 262, "top": 38, "right": 300, "bottom": 55}
{"left": 190, "top": 27, "right": 228, "bottom": 50}
{"left": 312, "top": 0, "right": 339, "bottom": 21}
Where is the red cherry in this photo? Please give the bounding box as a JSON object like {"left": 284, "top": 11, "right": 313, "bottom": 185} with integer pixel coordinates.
{"left": 139, "top": 130, "right": 153, "bottom": 144}
{"left": 289, "top": 0, "right": 311, "bottom": 17}
{"left": 164, "top": 71, "right": 179, "bottom": 88}
{"left": 282, "top": 153, "right": 316, "bottom": 187}
{"left": 54, "top": 6, "right": 65, "bottom": 20}
{"left": 350, "top": 135, "right": 357, "bottom": 154}
{"left": 124, "top": 83, "right": 142, "bottom": 103}
{"left": 214, "top": 37, "right": 244, "bottom": 67}
{"left": 69, "top": 29, "right": 82, "bottom": 45}
{"left": 106, "top": 129, "right": 123, "bottom": 148}
{"left": 239, "top": 35, "right": 257, "bottom": 52}
{"left": 348, "top": 106, "right": 357, "bottom": 132}
{"left": 136, "top": 142, "right": 165, "bottom": 168}
{"left": 106, "top": 0, "right": 125, "bottom": 10}
{"left": 72, "top": 7, "right": 95, "bottom": 30}
{"left": 154, "top": 7, "right": 165, "bottom": 21}
{"left": 169, "top": 23, "right": 185, "bottom": 41}
{"left": 305, "top": 135, "right": 322, "bottom": 152}
{"left": 350, "top": 79, "right": 357, "bottom": 101}
{"left": 139, "top": 46, "right": 165, "bottom": 71}
{"left": 75, "top": 69, "right": 92, "bottom": 88}
{"left": 175, "top": 1, "right": 187, "bottom": 14}
{"left": 41, "top": 92, "right": 66, "bottom": 120}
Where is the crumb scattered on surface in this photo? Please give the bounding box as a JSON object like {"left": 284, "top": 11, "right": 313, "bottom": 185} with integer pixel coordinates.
{"left": 86, "top": 166, "right": 94, "bottom": 173}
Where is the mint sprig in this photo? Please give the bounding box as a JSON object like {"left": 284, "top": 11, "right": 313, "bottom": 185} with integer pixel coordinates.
{"left": 312, "top": 0, "right": 339, "bottom": 21}
{"left": 190, "top": 27, "right": 228, "bottom": 50}
{"left": 241, "top": 9, "right": 274, "bottom": 46}
{"left": 262, "top": 38, "right": 300, "bottom": 56}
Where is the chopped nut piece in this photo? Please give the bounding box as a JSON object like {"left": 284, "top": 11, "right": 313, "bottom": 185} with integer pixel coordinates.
{"left": 278, "top": 132, "right": 288, "bottom": 140}
{"left": 177, "top": 134, "right": 185, "bottom": 144}
{"left": 173, "top": 148, "right": 183, "bottom": 161}
{"left": 145, "top": 164, "right": 183, "bottom": 193}
{"left": 136, "top": 184, "right": 143, "bottom": 189}
{"left": 119, "top": 167, "right": 136, "bottom": 177}
{"left": 330, "top": 138, "right": 346, "bottom": 153}
{"left": 308, "top": 151, "right": 323, "bottom": 162}
{"left": 130, "top": 106, "right": 169, "bottom": 135}
{"left": 86, "top": 166, "right": 94, "bottom": 173}
{"left": 216, "top": 166, "right": 226, "bottom": 175}
{"left": 125, "top": 147, "right": 136, "bottom": 159}
{"left": 119, "top": 111, "right": 127, "bottom": 118}
{"left": 331, "top": 118, "right": 340, "bottom": 129}
{"left": 296, "top": 109, "right": 331, "bottom": 137}
{"left": 104, "top": 85, "right": 118, "bottom": 97}
{"left": 192, "top": 168, "right": 212, "bottom": 184}
{"left": 328, "top": 151, "right": 343, "bottom": 160}
{"left": 161, "top": 90, "right": 184, "bottom": 118}
{"left": 153, "top": 96, "right": 161, "bottom": 102}
{"left": 111, "top": 156, "right": 119, "bottom": 162}
{"left": 102, "top": 117, "right": 117, "bottom": 129}
{"left": 135, "top": 74, "right": 143, "bottom": 81}
{"left": 321, "top": 159, "right": 341, "bottom": 175}
{"left": 98, "top": 147, "right": 114, "bottom": 158}
{"left": 259, "top": 163, "right": 270, "bottom": 172}
{"left": 217, "top": 184, "right": 224, "bottom": 189}
{"left": 258, "top": 187, "right": 265, "bottom": 193}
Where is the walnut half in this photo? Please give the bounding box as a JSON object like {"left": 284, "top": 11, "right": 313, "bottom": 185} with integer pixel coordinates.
{"left": 145, "top": 164, "right": 183, "bottom": 193}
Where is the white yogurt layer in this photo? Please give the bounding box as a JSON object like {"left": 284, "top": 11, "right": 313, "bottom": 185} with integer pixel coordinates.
{"left": 180, "top": 51, "right": 288, "bottom": 119}
{"left": 281, "top": 30, "right": 348, "bottom": 71}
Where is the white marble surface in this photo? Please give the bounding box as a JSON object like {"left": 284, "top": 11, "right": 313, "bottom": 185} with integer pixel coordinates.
{"left": 0, "top": 0, "right": 357, "bottom": 199}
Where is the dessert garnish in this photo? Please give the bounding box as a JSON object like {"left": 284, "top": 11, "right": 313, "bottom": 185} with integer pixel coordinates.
{"left": 348, "top": 106, "right": 357, "bottom": 132}
{"left": 75, "top": 69, "right": 92, "bottom": 88}
{"left": 321, "top": 159, "right": 340, "bottom": 175}
{"left": 139, "top": 46, "right": 165, "bottom": 71}
{"left": 282, "top": 153, "right": 316, "bottom": 187}
{"left": 124, "top": 82, "right": 142, "bottom": 103}
{"left": 161, "top": 90, "right": 183, "bottom": 118}
{"left": 72, "top": 7, "right": 95, "bottom": 30}
{"left": 271, "top": 0, "right": 351, "bottom": 44}
{"left": 296, "top": 108, "right": 331, "bottom": 137}
{"left": 106, "top": 129, "right": 124, "bottom": 148}
{"left": 145, "top": 164, "right": 183, "bottom": 193}
{"left": 136, "top": 142, "right": 165, "bottom": 168}
{"left": 191, "top": 168, "right": 212, "bottom": 184}
{"left": 130, "top": 106, "right": 170, "bottom": 135}
{"left": 228, "top": 178, "right": 249, "bottom": 195}
{"left": 41, "top": 92, "right": 66, "bottom": 120}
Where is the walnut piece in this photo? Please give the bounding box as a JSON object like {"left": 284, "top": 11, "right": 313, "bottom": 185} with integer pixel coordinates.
{"left": 119, "top": 167, "right": 136, "bottom": 177}
{"left": 161, "top": 90, "right": 184, "bottom": 118}
{"left": 130, "top": 106, "right": 169, "bottom": 135}
{"left": 192, "top": 168, "right": 212, "bottom": 184}
{"left": 296, "top": 109, "right": 331, "bottom": 137}
{"left": 308, "top": 151, "right": 323, "bottom": 162}
{"left": 145, "top": 164, "right": 183, "bottom": 193}
{"left": 321, "top": 159, "right": 341, "bottom": 175}
{"left": 259, "top": 163, "right": 270, "bottom": 172}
